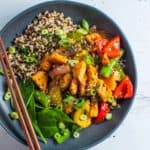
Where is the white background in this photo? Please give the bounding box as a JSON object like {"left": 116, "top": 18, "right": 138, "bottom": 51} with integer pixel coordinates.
{"left": 0, "top": 0, "right": 150, "bottom": 150}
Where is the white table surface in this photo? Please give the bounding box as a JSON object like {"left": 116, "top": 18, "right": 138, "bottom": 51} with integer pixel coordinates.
{"left": 0, "top": 0, "right": 149, "bottom": 150}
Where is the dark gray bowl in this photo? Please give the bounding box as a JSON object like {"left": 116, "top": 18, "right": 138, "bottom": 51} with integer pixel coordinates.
{"left": 0, "top": 1, "right": 137, "bottom": 150}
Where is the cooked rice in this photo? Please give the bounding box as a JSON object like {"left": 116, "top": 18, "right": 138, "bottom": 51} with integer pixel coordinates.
{"left": 8, "top": 11, "right": 77, "bottom": 79}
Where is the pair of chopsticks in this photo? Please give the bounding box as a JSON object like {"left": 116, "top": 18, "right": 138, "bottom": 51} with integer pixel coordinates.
{"left": 0, "top": 37, "right": 41, "bottom": 150}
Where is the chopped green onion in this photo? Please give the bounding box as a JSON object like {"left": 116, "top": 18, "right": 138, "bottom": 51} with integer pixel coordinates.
{"left": 60, "top": 34, "right": 67, "bottom": 39}
{"left": 76, "top": 28, "right": 88, "bottom": 35}
{"left": 68, "top": 59, "right": 79, "bottom": 67}
{"left": 74, "top": 98, "right": 85, "bottom": 108}
{"left": 56, "top": 104, "right": 63, "bottom": 111}
{"left": 25, "top": 56, "right": 37, "bottom": 63}
{"left": 4, "top": 89, "right": 11, "bottom": 101}
{"left": 112, "top": 100, "right": 117, "bottom": 107}
{"left": 59, "top": 39, "right": 69, "bottom": 47}
{"left": 55, "top": 29, "right": 64, "bottom": 35}
{"left": 55, "top": 29, "right": 67, "bottom": 39}
{"left": 9, "top": 112, "right": 19, "bottom": 120}
{"left": 54, "top": 129, "right": 70, "bottom": 144}
{"left": 80, "top": 114, "right": 87, "bottom": 121}
{"left": 41, "top": 29, "right": 50, "bottom": 36}
{"left": 64, "top": 95, "right": 75, "bottom": 103}
{"left": 58, "top": 122, "right": 66, "bottom": 130}
{"left": 82, "top": 19, "right": 89, "bottom": 31}
{"left": 62, "top": 129, "right": 69, "bottom": 136}
{"left": 54, "top": 132, "right": 61, "bottom": 139}
{"left": 9, "top": 46, "right": 16, "bottom": 54}
{"left": 108, "top": 97, "right": 115, "bottom": 104}
{"left": 84, "top": 54, "right": 94, "bottom": 65}
{"left": 105, "top": 113, "right": 112, "bottom": 120}
{"left": 73, "top": 131, "right": 80, "bottom": 138}
{"left": 89, "top": 88, "right": 96, "bottom": 96}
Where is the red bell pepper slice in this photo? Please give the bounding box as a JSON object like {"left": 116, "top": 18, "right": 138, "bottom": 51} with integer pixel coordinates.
{"left": 103, "top": 36, "right": 120, "bottom": 58}
{"left": 95, "top": 39, "right": 108, "bottom": 57}
{"left": 114, "top": 76, "right": 134, "bottom": 99}
{"left": 94, "top": 101, "right": 110, "bottom": 124}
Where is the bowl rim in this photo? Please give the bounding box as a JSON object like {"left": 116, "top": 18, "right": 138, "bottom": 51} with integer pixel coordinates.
{"left": 0, "top": 0, "right": 137, "bottom": 149}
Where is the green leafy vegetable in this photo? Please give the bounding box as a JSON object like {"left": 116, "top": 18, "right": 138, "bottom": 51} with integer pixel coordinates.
{"left": 27, "top": 96, "right": 36, "bottom": 122}
{"left": 18, "top": 80, "right": 34, "bottom": 107}
{"left": 76, "top": 28, "right": 88, "bottom": 35}
{"left": 37, "top": 108, "right": 73, "bottom": 140}
{"left": 37, "top": 108, "right": 73, "bottom": 124}
{"left": 71, "top": 124, "right": 81, "bottom": 133}
{"left": 35, "top": 103, "right": 45, "bottom": 109}
{"left": 33, "top": 123, "right": 47, "bottom": 144}
{"left": 27, "top": 93, "right": 47, "bottom": 143}
{"left": 81, "top": 19, "right": 89, "bottom": 31}
{"left": 40, "top": 126, "right": 59, "bottom": 138}
{"left": 19, "top": 46, "right": 29, "bottom": 55}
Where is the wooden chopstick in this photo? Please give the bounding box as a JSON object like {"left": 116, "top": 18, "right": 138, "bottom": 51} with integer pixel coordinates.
{"left": 0, "top": 53, "right": 35, "bottom": 150}
{"left": 0, "top": 37, "right": 41, "bottom": 150}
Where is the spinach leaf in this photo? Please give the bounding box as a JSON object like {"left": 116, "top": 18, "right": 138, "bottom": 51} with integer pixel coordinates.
{"left": 55, "top": 109, "right": 73, "bottom": 123}
{"left": 39, "top": 126, "right": 59, "bottom": 138}
{"left": 18, "top": 80, "right": 34, "bottom": 107}
{"left": 38, "top": 117, "right": 57, "bottom": 127}
{"left": 27, "top": 94, "right": 47, "bottom": 144}
{"left": 37, "top": 108, "right": 73, "bottom": 124}
{"left": 37, "top": 108, "right": 73, "bottom": 139}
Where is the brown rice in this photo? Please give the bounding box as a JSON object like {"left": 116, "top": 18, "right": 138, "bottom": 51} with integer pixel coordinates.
{"left": 8, "top": 11, "right": 77, "bottom": 79}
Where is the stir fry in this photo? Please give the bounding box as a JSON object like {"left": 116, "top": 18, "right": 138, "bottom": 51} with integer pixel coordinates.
{"left": 5, "top": 12, "right": 134, "bottom": 144}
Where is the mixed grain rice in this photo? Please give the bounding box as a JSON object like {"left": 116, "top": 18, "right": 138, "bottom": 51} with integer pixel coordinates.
{"left": 8, "top": 11, "right": 77, "bottom": 79}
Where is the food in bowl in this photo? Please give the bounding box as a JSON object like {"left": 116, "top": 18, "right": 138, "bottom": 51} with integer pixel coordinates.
{"left": 4, "top": 11, "right": 134, "bottom": 144}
